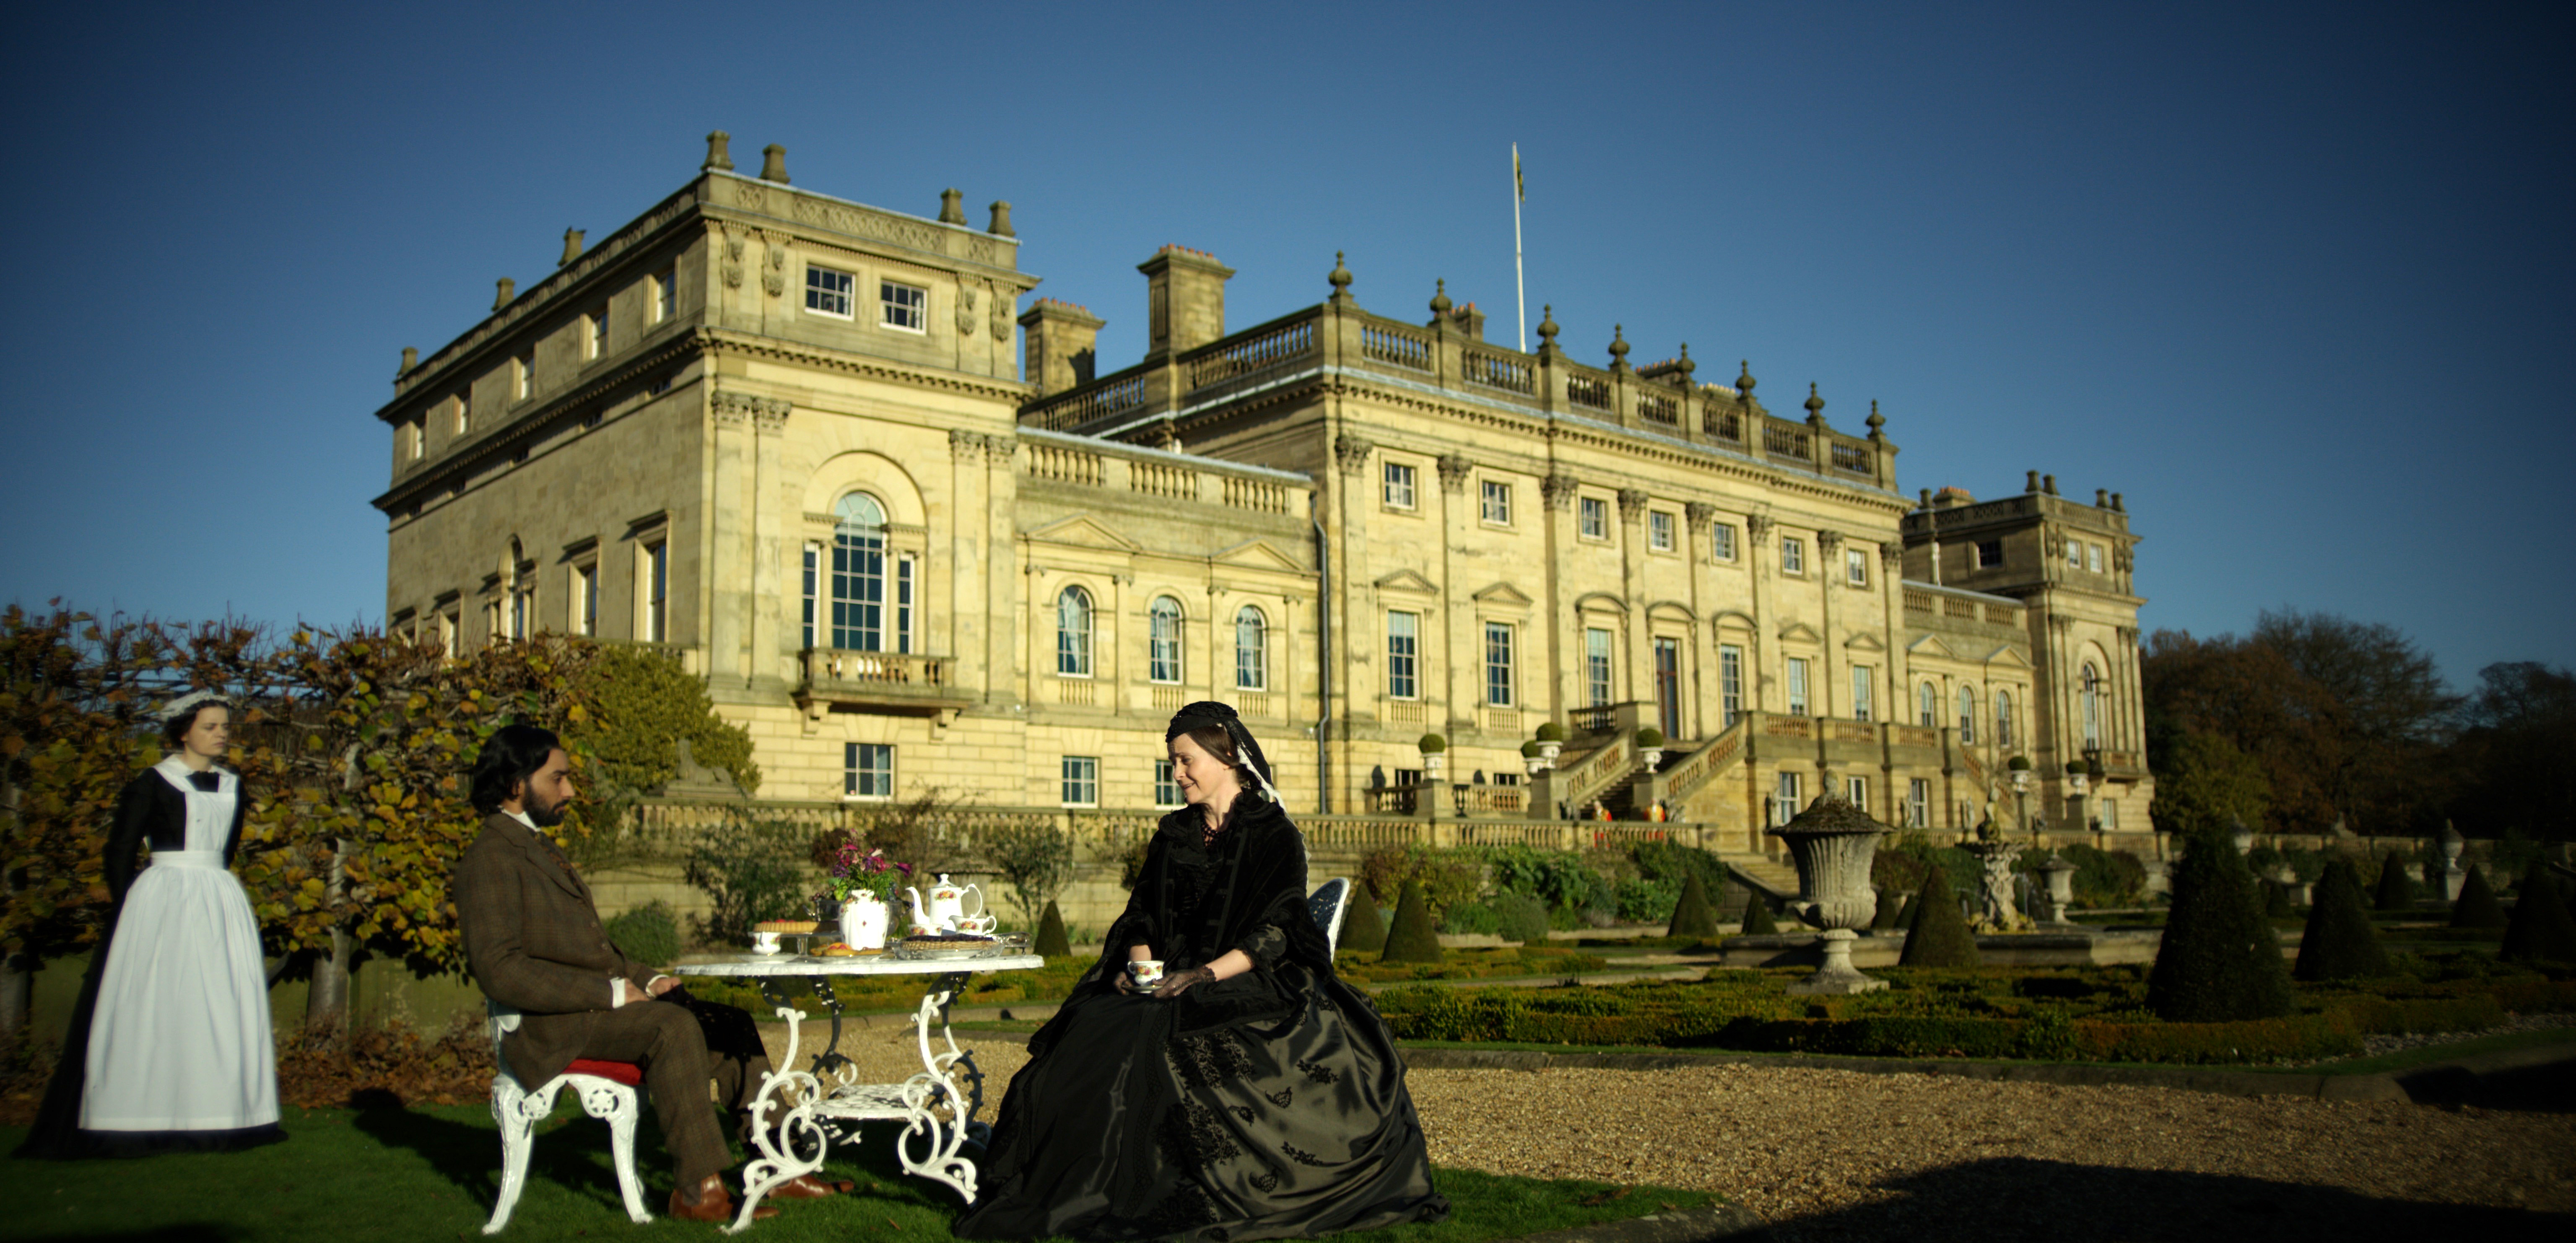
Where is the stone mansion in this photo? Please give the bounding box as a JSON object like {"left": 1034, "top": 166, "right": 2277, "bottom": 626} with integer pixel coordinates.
{"left": 370, "top": 133, "right": 2154, "bottom": 862}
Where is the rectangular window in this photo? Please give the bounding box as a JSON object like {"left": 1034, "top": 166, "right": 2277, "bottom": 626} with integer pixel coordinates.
{"left": 509, "top": 579, "right": 534, "bottom": 642}
{"left": 896, "top": 555, "right": 915, "bottom": 655}
{"left": 805, "top": 265, "right": 854, "bottom": 318}
{"left": 2099, "top": 799, "right": 2118, "bottom": 831}
{"left": 1484, "top": 623, "right": 1514, "bottom": 707}
{"left": 1781, "top": 537, "right": 1805, "bottom": 575}
{"left": 405, "top": 417, "right": 424, "bottom": 461}
{"left": 801, "top": 543, "right": 818, "bottom": 649}
{"left": 1772, "top": 771, "right": 1802, "bottom": 826}
{"left": 1579, "top": 496, "right": 1608, "bottom": 540}
{"left": 1908, "top": 778, "right": 1930, "bottom": 828}
{"left": 881, "top": 280, "right": 927, "bottom": 332}
{"left": 1584, "top": 628, "right": 1614, "bottom": 707}
{"left": 1149, "top": 605, "right": 1182, "bottom": 683}
{"left": 643, "top": 540, "right": 668, "bottom": 642}
{"left": 1719, "top": 644, "right": 1744, "bottom": 728}
{"left": 2088, "top": 542, "right": 2105, "bottom": 573}
{"left": 1850, "top": 665, "right": 1873, "bottom": 722}
{"left": 1846, "top": 776, "right": 1869, "bottom": 813}
{"left": 1154, "top": 760, "right": 1182, "bottom": 808}
{"left": 514, "top": 351, "right": 534, "bottom": 401}
{"left": 438, "top": 610, "right": 459, "bottom": 657}
{"left": 1649, "top": 511, "right": 1675, "bottom": 552}
{"left": 1386, "top": 611, "right": 1419, "bottom": 699}
{"left": 1234, "top": 609, "right": 1267, "bottom": 691}
{"left": 2065, "top": 538, "right": 2082, "bottom": 567}
{"left": 586, "top": 305, "right": 608, "bottom": 359}
{"left": 570, "top": 563, "right": 597, "bottom": 637}
{"left": 454, "top": 392, "right": 471, "bottom": 436}
{"left": 654, "top": 267, "right": 676, "bottom": 323}
{"left": 1480, "top": 479, "right": 1512, "bottom": 525}
{"left": 1711, "top": 522, "right": 1737, "bottom": 562}
{"left": 1997, "top": 691, "right": 2015, "bottom": 748}
{"left": 1654, "top": 637, "right": 1682, "bottom": 739}
{"left": 1958, "top": 691, "right": 1977, "bottom": 744}
{"left": 1382, "top": 462, "right": 1415, "bottom": 509}
{"left": 1786, "top": 656, "right": 1810, "bottom": 716}
{"left": 1060, "top": 756, "right": 1099, "bottom": 807}
{"left": 1846, "top": 548, "right": 1869, "bottom": 586}
{"left": 845, "top": 742, "right": 893, "bottom": 800}
{"left": 1977, "top": 539, "right": 2003, "bottom": 568}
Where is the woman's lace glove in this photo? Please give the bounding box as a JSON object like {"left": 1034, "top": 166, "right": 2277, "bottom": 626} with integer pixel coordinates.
{"left": 1152, "top": 965, "right": 1217, "bottom": 998}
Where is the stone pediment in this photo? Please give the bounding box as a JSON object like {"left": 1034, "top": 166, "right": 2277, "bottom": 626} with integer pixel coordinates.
{"left": 1647, "top": 600, "right": 1697, "bottom": 623}
{"left": 1213, "top": 540, "right": 1304, "bottom": 572}
{"left": 1843, "top": 631, "right": 1887, "bottom": 652}
{"left": 1023, "top": 514, "right": 1141, "bottom": 552}
{"left": 1981, "top": 645, "right": 2032, "bottom": 669}
{"left": 1907, "top": 634, "right": 1960, "bottom": 659}
{"left": 1374, "top": 569, "right": 1439, "bottom": 595}
{"left": 1472, "top": 582, "right": 1535, "bottom": 607}
{"left": 1776, "top": 622, "right": 1821, "bottom": 644}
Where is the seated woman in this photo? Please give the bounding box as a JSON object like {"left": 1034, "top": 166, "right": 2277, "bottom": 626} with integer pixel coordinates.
{"left": 954, "top": 702, "right": 1449, "bottom": 1242}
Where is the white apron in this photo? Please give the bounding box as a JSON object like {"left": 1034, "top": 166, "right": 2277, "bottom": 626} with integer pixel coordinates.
{"left": 80, "top": 758, "right": 280, "bottom": 1132}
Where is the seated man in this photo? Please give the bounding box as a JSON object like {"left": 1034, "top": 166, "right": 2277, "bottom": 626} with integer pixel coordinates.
{"left": 454, "top": 724, "right": 839, "bottom": 1222}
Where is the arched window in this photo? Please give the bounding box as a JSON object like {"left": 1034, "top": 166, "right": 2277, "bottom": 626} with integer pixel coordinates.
{"left": 831, "top": 493, "right": 888, "bottom": 651}
{"left": 1956, "top": 685, "right": 1978, "bottom": 744}
{"left": 2080, "top": 663, "right": 2103, "bottom": 749}
{"left": 1148, "top": 597, "right": 1184, "bottom": 684}
{"left": 1234, "top": 605, "right": 1267, "bottom": 690}
{"left": 1918, "top": 682, "right": 1939, "bottom": 728}
{"left": 1996, "top": 689, "right": 2015, "bottom": 749}
{"left": 1057, "top": 586, "right": 1093, "bottom": 676}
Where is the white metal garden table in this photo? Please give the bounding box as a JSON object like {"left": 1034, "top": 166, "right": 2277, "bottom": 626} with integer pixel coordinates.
{"left": 672, "top": 950, "right": 1044, "bottom": 1233}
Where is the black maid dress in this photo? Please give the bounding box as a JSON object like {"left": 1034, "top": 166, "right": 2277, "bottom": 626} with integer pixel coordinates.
{"left": 952, "top": 797, "right": 1448, "bottom": 1241}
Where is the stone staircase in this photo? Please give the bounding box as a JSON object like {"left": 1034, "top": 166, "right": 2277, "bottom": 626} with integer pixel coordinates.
{"left": 1717, "top": 851, "right": 1800, "bottom": 900}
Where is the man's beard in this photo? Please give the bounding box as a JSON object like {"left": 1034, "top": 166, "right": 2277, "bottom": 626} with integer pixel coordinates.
{"left": 526, "top": 791, "right": 568, "bottom": 828}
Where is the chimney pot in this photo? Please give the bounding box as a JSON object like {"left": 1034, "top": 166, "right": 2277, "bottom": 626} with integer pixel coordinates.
{"left": 399, "top": 346, "right": 418, "bottom": 376}
{"left": 703, "top": 130, "right": 735, "bottom": 172}
{"left": 758, "top": 143, "right": 789, "bottom": 183}
{"left": 987, "top": 200, "right": 1015, "bottom": 237}
{"left": 493, "top": 278, "right": 515, "bottom": 311}
{"left": 939, "top": 188, "right": 967, "bottom": 225}
{"left": 559, "top": 228, "right": 584, "bottom": 267}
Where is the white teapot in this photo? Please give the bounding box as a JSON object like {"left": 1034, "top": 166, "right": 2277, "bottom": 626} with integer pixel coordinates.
{"left": 905, "top": 873, "right": 985, "bottom": 934}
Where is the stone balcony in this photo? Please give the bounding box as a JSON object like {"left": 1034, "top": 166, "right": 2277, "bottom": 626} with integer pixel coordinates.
{"left": 795, "top": 648, "right": 972, "bottom": 725}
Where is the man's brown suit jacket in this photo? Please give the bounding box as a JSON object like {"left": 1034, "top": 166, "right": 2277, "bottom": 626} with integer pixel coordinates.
{"left": 453, "top": 812, "right": 658, "bottom": 1088}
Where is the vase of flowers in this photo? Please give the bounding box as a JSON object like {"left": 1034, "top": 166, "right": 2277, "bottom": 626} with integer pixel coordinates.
{"left": 825, "top": 845, "right": 910, "bottom": 951}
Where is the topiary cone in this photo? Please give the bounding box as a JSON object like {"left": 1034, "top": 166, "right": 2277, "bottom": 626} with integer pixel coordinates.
{"left": 1379, "top": 879, "right": 1445, "bottom": 964}
{"left": 2294, "top": 859, "right": 2390, "bottom": 981}
{"left": 2449, "top": 864, "right": 2508, "bottom": 930}
{"left": 2146, "top": 830, "right": 2293, "bottom": 1022}
{"left": 1667, "top": 871, "right": 1720, "bottom": 939}
{"left": 1898, "top": 864, "right": 1981, "bottom": 968}
{"left": 1739, "top": 897, "right": 1780, "bottom": 935}
{"left": 1338, "top": 881, "right": 1389, "bottom": 955}
{"left": 1895, "top": 893, "right": 1920, "bottom": 931}
{"left": 1868, "top": 887, "right": 1905, "bottom": 932}
{"left": 1033, "top": 899, "right": 1072, "bottom": 958}
{"left": 2373, "top": 855, "right": 2415, "bottom": 912}
{"left": 2263, "top": 879, "right": 2293, "bottom": 919}
{"left": 2499, "top": 862, "right": 2576, "bottom": 965}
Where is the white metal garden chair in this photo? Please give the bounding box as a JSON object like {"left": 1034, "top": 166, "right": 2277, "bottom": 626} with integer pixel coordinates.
{"left": 1309, "top": 877, "right": 1353, "bottom": 956}
{"left": 481, "top": 1000, "right": 652, "bottom": 1234}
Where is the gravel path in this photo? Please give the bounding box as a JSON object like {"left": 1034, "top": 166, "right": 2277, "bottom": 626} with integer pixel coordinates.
{"left": 775, "top": 1023, "right": 2576, "bottom": 1240}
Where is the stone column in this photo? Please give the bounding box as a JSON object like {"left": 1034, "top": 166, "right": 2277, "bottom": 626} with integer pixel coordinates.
{"left": 749, "top": 398, "right": 789, "bottom": 688}
{"left": 1618, "top": 487, "right": 1650, "bottom": 719}
{"left": 1541, "top": 470, "right": 1579, "bottom": 729}
{"left": 1817, "top": 530, "right": 1843, "bottom": 720}
{"left": 709, "top": 392, "right": 753, "bottom": 681}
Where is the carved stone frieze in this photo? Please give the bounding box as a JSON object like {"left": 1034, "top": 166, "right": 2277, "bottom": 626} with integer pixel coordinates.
{"left": 722, "top": 233, "right": 745, "bottom": 290}
{"left": 956, "top": 282, "right": 980, "bottom": 336}
{"left": 761, "top": 241, "right": 787, "bottom": 298}
{"left": 1616, "top": 488, "right": 1648, "bottom": 520}
{"left": 713, "top": 391, "right": 789, "bottom": 428}
{"left": 989, "top": 281, "right": 1013, "bottom": 342}
{"left": 1436, "top": 453, "right": 1472, "bottom": 492}
{"left": 1542, "top": 472, "right": 1581, "bottom": 510}
{"left": 1332, "top": 433, "right": 1373, "bottom": 475}
{"left": 950, "top": 427, "right": 982, "bottom": 458}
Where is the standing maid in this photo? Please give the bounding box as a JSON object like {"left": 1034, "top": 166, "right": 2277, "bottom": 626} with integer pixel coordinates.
{"left": 18, "top": 691, "right": 284, "bottom": 1157}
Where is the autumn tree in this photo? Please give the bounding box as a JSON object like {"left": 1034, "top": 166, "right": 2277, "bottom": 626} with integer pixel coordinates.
{"left": 2447, "top": 662, "right": 2576, "bottom": 841}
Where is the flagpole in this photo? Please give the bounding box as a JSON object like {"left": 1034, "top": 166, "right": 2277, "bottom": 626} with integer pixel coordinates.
{"left": 1512, "top": 143, "right": 1527, "bottom": 353}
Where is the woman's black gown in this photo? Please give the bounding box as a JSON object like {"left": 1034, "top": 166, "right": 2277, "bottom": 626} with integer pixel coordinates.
{"left": 953, "top": 799, "right": 1448, "bottom": 1241}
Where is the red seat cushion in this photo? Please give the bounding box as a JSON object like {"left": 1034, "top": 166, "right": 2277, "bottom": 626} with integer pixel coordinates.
{"left": 563, "top": 1058, "right": 644, "bottom": 1087}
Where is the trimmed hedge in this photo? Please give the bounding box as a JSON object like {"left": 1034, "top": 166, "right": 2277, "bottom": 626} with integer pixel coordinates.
{"left": 1337, "top": 887, "right": 1388, "bottom": 954}
{"left": 604, "top": 900, "right": 682, "bottom": 969}
{"left": 1739, "top": 898, "right": 1780, "bottom": 935}
{"left": 1335, "top": 945, "right": 1609, "bottom": 984}
{"left": 1667, "top": 872, "right": 1721, "bottom": 939}
{"left": 2373, "top": 856, "right": 2416, "bottom": 912}
{"left": 2501, "top": 862, "right": 2576, "bottom": 965}
{"left": 2147, "top": 830, "right": 2293, "bottom": 1022}
{"left": 1380, "top": 880, "right": 1445, "bottom": 964}
{"left": 1900, "top": 864, "right": 1981, "bottom": 968}
{"left": 1033, "top": 899, "right": 1072, "bottom": 958}
{"left": 2294, "top": 859, "right": 2390, "bottom": 982}
{"left": 2450, "top": 865, "right": 2508, "bottom": 930}
{"left": 1868, "top": 888, "right": 1905, "bottom": 932}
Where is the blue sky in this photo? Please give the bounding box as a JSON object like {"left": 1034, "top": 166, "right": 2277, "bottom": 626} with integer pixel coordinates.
{"left": 2, "top": 2, "right": 2568, "bottom": 687}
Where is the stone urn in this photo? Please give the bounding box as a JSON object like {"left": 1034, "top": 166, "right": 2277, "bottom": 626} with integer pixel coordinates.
{"left": 2034, "top": 853, "right": 2078, "bottom": 924}
{"left": 1765, "top": 794, "right": 1893, "bottom": 994}
{"left": 2440, "top": 820, "right": 2467, "bottom": 901}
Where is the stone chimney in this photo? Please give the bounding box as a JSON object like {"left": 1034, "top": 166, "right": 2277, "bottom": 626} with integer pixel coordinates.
{"left": 559, "top": 228, "right": 584, "bottom": 267}
{"left": 1018, "top": 299, "right": 1105, "bottom": 397}
{"left": 493, "top": 278, "right": 515, "bottom": 311}
{"left": 1139, "top": 246, "right": 1233, "bottom": 357}
{"left": 758, "top": 144, "right": 789, "bottom": 184}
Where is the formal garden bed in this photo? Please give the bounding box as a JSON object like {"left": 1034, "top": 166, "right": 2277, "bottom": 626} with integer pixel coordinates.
{"left": 1371, "top": 954, "right": 2576, "bottom": 1064}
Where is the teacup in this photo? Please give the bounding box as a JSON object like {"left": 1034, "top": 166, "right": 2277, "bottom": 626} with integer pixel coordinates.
{"left": 954, "top": 914, "right": 997, "bottom": 936}
{"left": 751, "top": 931, "right": 782, "bottom": 955}
{"left": 1126, "top": 959, "right": 1166, "bottom": 989}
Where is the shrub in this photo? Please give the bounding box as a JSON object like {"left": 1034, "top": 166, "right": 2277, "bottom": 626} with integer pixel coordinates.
{"left": 1896, "top": 893, "right": 1919, "bottom": 931}
{"left": 1033, "top": 899, "right": 1072, "bottom": 957}
{"left": 982, "top": 822, "right": 1076, "bottom": 927}
{"left": 2500, "top": 862, "right": 2576, "bottom": 965}
{"left": 1535, "top": 722, "right": 1566, "bottom": 743}
{"left": 604, "top": 900, "right": 681, "bottom": 968}
{"left": 1634, "top": 727, "right": 1665, "bottom": 750}
{"left": 1631, "top": 841, "right": 1729, "bottom": 894}
{"left": 1667, "top": 872, "right": 1720, "bottom": 939}
{"left": 2295, "top": 860, "right": 2391, "bottom": 982}
{"left": 1492, "top": 893, "right": 1551, "bottom": 943}
{"left": 1740, "top": 897, "right": 1780, "bottom": 935}
{"left": 583, "top": 643, "right": 761, "bottom": 799}
{"left": 2450, "top": 865, "right": 2508, "bottom": 930}
{"left": 1483, "top": 846, "right": 1599, "bottom": 911}
{"left": 1336, "top": 885, "right": 1388, "bottom": 954}
{"left": 1869, "top": 888, "right": 1905, "bottom": 931}
{"left": 2061, "top": 844, "right": 2149, "bottom": 907}
{"left": 2373, "top": 855, "right": 2416, "bottom": 912}
{"left": 2145, "top": 831, "right": 2294, "bottom": 1022}
{"left": 1360, "top": 846, "right": 1482, "bottom": 916}
{"left": 1900, "top": 864, "right": 1981, "bottom": 968}
{"left": 1381, "top": 880, "right": 1444, "bottom": 963}
{"left": 2262, "top": 880, "right": 2293, "bottom": 919}
{"left": 683, "top": 815, "right": 817, "bottom": 946}
{"left": 1440, "top": 900, "right": 1501, "bottom": 936}
{"left": 1614, "top": 876, "right": 1681, "bottom": 923}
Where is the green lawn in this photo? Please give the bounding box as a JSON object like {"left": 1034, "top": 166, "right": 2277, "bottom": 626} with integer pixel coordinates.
{"left": 0, "top": 1105, "right": 1721, "bottom": 1243}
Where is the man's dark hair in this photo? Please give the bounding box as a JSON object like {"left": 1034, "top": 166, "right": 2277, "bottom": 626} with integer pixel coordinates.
{"left": 470, "top": 724, "right": 563, "bottom": 815}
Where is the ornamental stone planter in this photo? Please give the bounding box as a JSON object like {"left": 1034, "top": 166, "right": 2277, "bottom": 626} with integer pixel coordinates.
{"left": 2035, "top": 852, "right": 2078, "bottom": 925}
{"left": 1765, "top": 795, "right": 1893, "bottom": 994}
{"left": 2441, "top": 821, "right": 2467, "bottom": 900}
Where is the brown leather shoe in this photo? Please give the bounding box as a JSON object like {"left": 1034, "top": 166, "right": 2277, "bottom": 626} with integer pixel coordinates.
{"left": 766, "top": 1173, "right": 853, "bottom": 1199}
{"left": 669, "top": 1174, "right": 778, "bottom": 1223}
